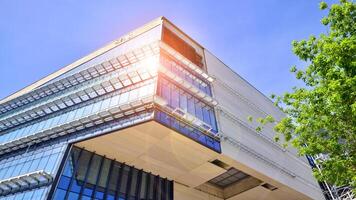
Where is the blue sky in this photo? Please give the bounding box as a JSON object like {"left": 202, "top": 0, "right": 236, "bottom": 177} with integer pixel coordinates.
{"left": 0, "top": 0, "right": 332, "bottom": 100}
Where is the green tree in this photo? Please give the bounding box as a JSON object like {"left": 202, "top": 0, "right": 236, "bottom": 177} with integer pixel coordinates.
{"left": 259, "top": 0, "right": 356, "bottom": 191}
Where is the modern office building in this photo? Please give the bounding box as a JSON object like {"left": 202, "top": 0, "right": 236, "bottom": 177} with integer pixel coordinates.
{"left": 0, "top": 17, "right": 326, "bottom": 200}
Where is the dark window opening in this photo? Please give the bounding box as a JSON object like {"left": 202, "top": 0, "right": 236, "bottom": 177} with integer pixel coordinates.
{"left": 162, "top": 27, "right": 203, "bottom": 68}
{"left": 210, "top": 159, "right": 230, "bottom": 170}
{"left": 261, "top": 183, "right": 278, "bottom": 191}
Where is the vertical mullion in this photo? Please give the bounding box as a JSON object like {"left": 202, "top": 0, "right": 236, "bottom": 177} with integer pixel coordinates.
{"left": 144, "top": 173, "right": 151, "bottom": 200}
{"left": 47, "top": 144, "right": 72, "bottom": 200}
{"left": 135, "top": 169, "right": 143, "bottom": 200}
{"left": 114, "top": 163, "right": 124, "bottom": 200}
{"left": 63, "top": 148, "right": 83, "bottom": 200}
{"left": 125, "top": 166, "right": 134, "bottom": 199}
{"left": 161, "top": 178, "right": 167, "bottom": 200}
{"left": 77, "top": 151, "right": 95, "bottom": 199}
{"left": 103, "top": 159, "right": 115, "bottom": 199}
{"left": 169, "top": 181, "right": 173, "bottom": 200}
{"left": 152, "top": 175, "right": 158, "bottom": 200}
{"left": 91, "top": 156, "right": 106, "bottom": 199}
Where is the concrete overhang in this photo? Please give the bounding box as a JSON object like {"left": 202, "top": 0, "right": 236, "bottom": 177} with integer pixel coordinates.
{"left": 74, "top": 120, "right": 316, "bottom": 200}
{"left": 75, "top": 121, "right": 226, "bottom": 188}
{"left": 227, "top": 185, "right": 310, "bottom": 200}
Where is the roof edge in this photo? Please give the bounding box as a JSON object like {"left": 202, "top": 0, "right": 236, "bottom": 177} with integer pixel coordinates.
{"left": 160, "top": 16, "right": 204, "bottom": 50}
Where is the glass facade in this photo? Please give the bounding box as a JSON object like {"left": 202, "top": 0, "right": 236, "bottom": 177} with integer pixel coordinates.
{"left": 0, "top": 60, "right": 156, "bottom": 130}
{"left": 157, "top": 77, "right": 217, "bottom": 132}
{"left": 0, "top": 187, "right": 48, "bottom": 200}
{"left": 0, "top": 143, "right": 67, "bottom": 200}
{"left": 160, "top": 55, "right": 212, "bottom": 96}
{"left": 53, "top": 146, "right": 173, "bottom": 200}
{"left": 0, "top": 22, "right": 221, "bottom": 199}
{"left": 156, "top": 54, "right": 220, "bottom": 152}
{"left": 0, "top": 143, "right": 65, "bottom": 181}
{"left": 0, "top": 80, "right": 156, "bottom": 146}
{"left": 155, "top": 111, "right": 220, "bottom": 152}
{"left": 44, "top": 26, "right": 162, "bottom": 86}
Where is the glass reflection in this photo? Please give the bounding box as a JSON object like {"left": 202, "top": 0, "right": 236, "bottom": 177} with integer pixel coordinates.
{"left": 53, "top": 147, "right": 173, "bottom": 200}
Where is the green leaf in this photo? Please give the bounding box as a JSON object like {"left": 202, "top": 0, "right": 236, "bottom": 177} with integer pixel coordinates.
{"left": 320, "top": 1, "right": 328, "bottom": 10}
{"left": 290, "top": 65, "right": 297, "bottom": 73}
{"left": 255, "top": 126, "right": 262, "bottom": 133}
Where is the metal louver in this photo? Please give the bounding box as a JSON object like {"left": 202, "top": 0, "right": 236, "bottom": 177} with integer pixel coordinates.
{"left": 0, "top": 170, "right": 52, "bottom": 196}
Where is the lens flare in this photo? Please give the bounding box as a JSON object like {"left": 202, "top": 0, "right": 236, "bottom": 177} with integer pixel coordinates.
{"left": 140, "top": 56, "right": 159, "bottom": 74}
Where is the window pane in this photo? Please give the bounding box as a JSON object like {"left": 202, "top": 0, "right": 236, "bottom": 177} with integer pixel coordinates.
{"left": 209, "top": 109, "right": 218, "bottom": 131}
{"left": 58, "top": 176, "right": 71, "bottom": 190}
{"left": 71, "top": 150, "right": 91, "bottom": 192}
{"left": 119, "top": 166, "right": 130, "bottom": 194}
{"left": 170, "top": 85, "right": 179, "bottom": 109}
{"left": 129, "top": 168, "right": 139, "bottom": 197}
{"left": 67, "top": 192, "right": 79, "bottom": 200}
{"left": 53, "top": 188, "right": 67, "bottom": 200}
{"left": 91, "top": 101, "right": 103, "bottom": 114}
{"left": 202, "top": 106, "right": 211, "bottom": 125}
{"left": 195, "top": 100, "right": 203, "bottom": 121}
{"left": 119, "top": 92, "right": 129, "bottom": 105}
{"left": 187, "top": 95, "right": 195, "bottom": 115}
{"left": 85, "top": 155, "right": 102, "bottom": 185}
{"left": 109, "top": 95, "right": 120, "bottom": 108}
{"left": 66, "top": 110, "right": 78, "bottom": 123}
{"left": 45, "top": 153, "right": 60, "bottom": 173}
{"left": 53, "top": 147, "right": 174, "bottom": 200}
{"left": 100, "top": 98, "right": 111, "bottom": 110}
{"left": 82, "top": 104, "right": 93, "bottom": 117}
{"left": 179, "top": 91, "right": 187, "bottom": 112}
{"left": 161, "top": 82, "right": 170, "bottom": 105}
{"left": 97, "top": 159, "right": 111, "bottom": 188}
{"left": 128, "top": 88, "right": 139, "bottom": 102}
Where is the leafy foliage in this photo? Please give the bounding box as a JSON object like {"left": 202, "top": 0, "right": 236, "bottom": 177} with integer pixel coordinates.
{"left": 256, "top": 0, "right": 356, "bottom": 190}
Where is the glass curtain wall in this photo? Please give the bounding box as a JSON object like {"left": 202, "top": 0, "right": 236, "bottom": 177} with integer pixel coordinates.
{"left": 156, "top": 55, "right": 220, "bottom": 152}
{"left": 0, "top": 143, "right": 67, "bottom": 200}
{"left": 0, "top": 187, "right": 48, "bottom": 200}
{"left": 0, "top": 80, "right": 156, "bottom": 146}
{"left": 157, "top": 77, "right": 217, "bottom": 132}
{"left": 53, "top": 146, "right": 173, "bottom": 200}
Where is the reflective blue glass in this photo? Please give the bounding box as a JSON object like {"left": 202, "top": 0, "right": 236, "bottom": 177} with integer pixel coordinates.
{"left": 0, "top": 187, "right": 48, "bottom": 200}
{"left": 0, "top": 81, "right": 156, "bottom": 147}
{"left": 161, "top": 56, "right": 212, "bottom": 96}
{"left": 157, "top": 77, "right": 218, "bottom": 133}
{"left": 53, "top": 147, "right": 173, "bottom": 200}
{"left": 155, "top": 110, "right": 221, "bottom": 152}
{"left": 0, "top": 143, "right": 66, "bottom": 180}
{"left": 67, "top": 192, "right": 79, "bottom": 200}
{"left": 53, "top": 189, "right": 66, "bottom": 200}
{"left": 58, "top": 176, "right": 71, "bottom": 190}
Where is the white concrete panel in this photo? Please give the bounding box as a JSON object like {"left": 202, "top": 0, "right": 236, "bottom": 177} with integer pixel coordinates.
{"left": 204, "top": 50, "right": 324, "bottom": 200}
